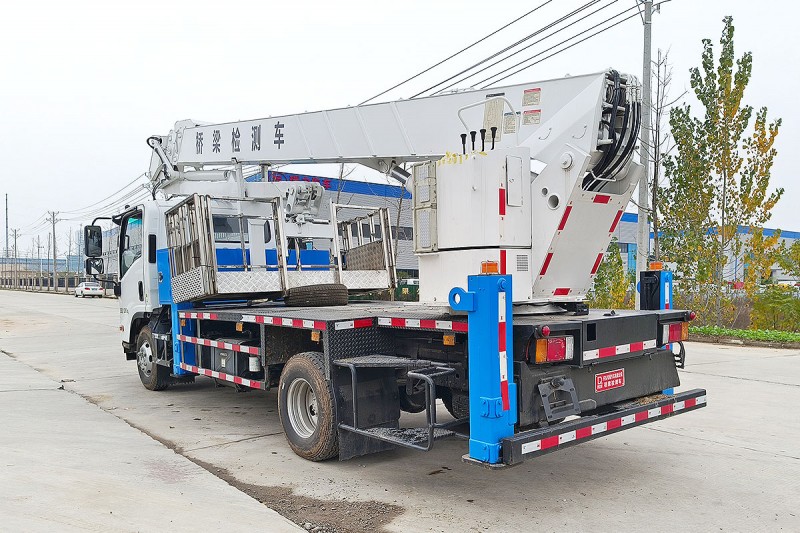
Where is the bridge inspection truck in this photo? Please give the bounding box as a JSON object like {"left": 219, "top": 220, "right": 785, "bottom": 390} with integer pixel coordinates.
{"left": 84, "top": 69, "right": 705, "bottom": 466}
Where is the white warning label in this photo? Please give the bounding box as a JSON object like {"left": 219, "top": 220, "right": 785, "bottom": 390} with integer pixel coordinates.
{"left": 503, "top": 112, "right": 519, "bottom": 134}
{"left": 483, "top": 95, "right": 505, "bottom": 142}
{"left": 522, "top": 87, "right": 541, "bottom": 106}
{"left": 523, "top": 109, "right": 541, "bottom": 125}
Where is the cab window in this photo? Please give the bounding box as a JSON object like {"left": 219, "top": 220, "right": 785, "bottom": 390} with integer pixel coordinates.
{"left": 119, "top": 213, "right": 143, "bottom": 279}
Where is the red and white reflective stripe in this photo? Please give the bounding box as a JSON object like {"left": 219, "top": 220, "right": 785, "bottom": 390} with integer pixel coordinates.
{"left": 179, "top": 362, "right": 265, "bottom": 390}
{"left": 583, "top": 339, "right": 657, "bottom": 361}
{"left": 520, "top": 395, "right": 707, "bottom": 454}
{"left": 609, "top": 209, "right": 623, "bottom": 232}
{"left": 498, "top": 188, "right": 506, "bottom": 216}
{"left": 377, "top": 317, "right": 469, "bottom": 333}
{"left": 498, "top": 291, "right": 510, "bottom": 411}
{"left": 176, "top": 334, "right": 259, "bottom": 355}
{"left": 179, "top": 311, "right": 219, "bottom": 320}
{"left": 333, "top": 318, "right": 374, "bottom": 330}
{"left": 499, "top": 250, "right": 507, "bottom": 274}
{"left": 539, "top": 252, "right": 554, "bottom": 276}
{"left": 241, "top": 314, "right": 327, "bottom": 331}
{"left": 557, "top": 205, "right": 572, "bottom": 231}
{"left": 553, "top": 287, "right": 570, "bottom": 296}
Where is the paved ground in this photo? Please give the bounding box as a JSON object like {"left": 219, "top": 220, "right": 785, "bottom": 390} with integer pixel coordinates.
{"left": 1, "top": 290, "right": 798, "bottom": 532}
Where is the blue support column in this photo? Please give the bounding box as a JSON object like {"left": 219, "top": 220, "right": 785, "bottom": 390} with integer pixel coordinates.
{"left": 449, "top": 274, "right": 517, "bottom": 465}
{"left": 661, "top": 270, "right": 675, "bottom": 394}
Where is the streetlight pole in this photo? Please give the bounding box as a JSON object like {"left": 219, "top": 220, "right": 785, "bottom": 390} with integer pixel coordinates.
{"left": 635, "top": 0, "right": 653, "bottom": 310}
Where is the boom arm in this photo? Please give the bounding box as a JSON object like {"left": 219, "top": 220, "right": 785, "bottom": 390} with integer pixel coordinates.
{"left": 152, "top": 70, "right": 635, "bottom": 184}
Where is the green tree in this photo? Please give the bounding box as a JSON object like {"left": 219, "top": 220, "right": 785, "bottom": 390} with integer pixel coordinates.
{"left": 587, "top": 239, "right": 629, "bottom": 309}
{"left": 660, "top": 16, "right": 783, "bottom": 325}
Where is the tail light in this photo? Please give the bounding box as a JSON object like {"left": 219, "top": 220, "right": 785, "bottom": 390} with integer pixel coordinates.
{"left": 534, "top": 336, "right": 574, "bottom": 363}
{"left": 663, "top": 322, "right": 689, "bottom": 344}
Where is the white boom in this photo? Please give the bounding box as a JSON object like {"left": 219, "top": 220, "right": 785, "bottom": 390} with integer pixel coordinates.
{"left": 150, "top": 69, "right": 642, "bottom": 306}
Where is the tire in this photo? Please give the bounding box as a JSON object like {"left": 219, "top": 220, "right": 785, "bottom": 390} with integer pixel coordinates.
{"left": 398, "top": 381, "right": 426, "bottom": 413}
{"left": 284, "top": 283, "right": 348, "bottom": 307}
{"left": 278, "top": 352, "right": 339, "bottom": 461}
{"left": 441, "top": 388, "right": 469, "bottom": 420}
{"left": 136, "top": 326, "right": 170, "bottom": 391}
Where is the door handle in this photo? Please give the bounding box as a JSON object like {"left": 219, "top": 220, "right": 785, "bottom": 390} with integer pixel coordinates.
{"left": 138, "top": 281, "right": 144, "bottom": 301}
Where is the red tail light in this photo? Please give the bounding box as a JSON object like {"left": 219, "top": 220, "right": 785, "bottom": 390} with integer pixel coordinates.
{"left": 534, "top": 336, "right": 574, "bottom": 363}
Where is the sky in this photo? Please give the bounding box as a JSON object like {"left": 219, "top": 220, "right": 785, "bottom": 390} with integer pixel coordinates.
{"left": 1, "top": 0, "right": 797, "bottom": 257}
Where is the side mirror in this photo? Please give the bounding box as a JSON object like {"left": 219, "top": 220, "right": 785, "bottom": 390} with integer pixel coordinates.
{"left": 85, "top": 257, "right": 104, "bottom": 275}
{"left": 84, "top": 225, "right": 103, "bottom": 258}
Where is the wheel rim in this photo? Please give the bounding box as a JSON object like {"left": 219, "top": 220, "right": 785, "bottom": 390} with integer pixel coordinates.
{"left": 286, "top": 378, "right": 318, "bottom": 438}
{"left": 137, "top": 340, "right": 154, "bottom": 377}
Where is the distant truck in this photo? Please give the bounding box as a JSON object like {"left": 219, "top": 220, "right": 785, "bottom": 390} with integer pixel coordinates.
{"left": 85, "top": 69, "right": 705, "bottom": 466}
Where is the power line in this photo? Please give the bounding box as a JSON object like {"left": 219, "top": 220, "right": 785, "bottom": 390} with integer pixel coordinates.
{"left": 358, "top": 0, "right": 554, "bottom": 105}
{"left": 411, "top": 0, "right": 603, "bottom": 98}
{"left": 426, "top": 0, "right": 621, "bottom": 96}
{"left": 479, "top": 6, "right": 643, "bottom": 87}
{"left": 60, "top": 173, "right": 146, "bottom": 214}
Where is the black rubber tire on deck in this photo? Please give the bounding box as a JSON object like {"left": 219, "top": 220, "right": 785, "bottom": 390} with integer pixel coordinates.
{"left": 136, "top": 326, "right": 170, "bottom": 391}
{"left": 284, "top": 283, "right": 348, "bottom": 307}
{"left": 278, "top": 351, "right": 339, "bottom": 461}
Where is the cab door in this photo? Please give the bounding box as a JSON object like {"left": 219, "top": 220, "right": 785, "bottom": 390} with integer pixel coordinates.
{"left": 118, "top": 210, "right": 145, "bottom": 344}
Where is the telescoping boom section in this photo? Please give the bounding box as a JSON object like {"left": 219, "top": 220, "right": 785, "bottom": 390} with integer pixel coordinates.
{"left": 85, "top": 68, "right": 705, "bottom": 467}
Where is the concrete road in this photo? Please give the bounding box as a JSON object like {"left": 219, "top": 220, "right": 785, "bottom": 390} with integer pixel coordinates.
{"left": 1, "top": 290, "right": 798, "bottom": 532}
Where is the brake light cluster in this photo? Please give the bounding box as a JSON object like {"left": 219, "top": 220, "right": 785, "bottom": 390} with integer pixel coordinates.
{"left": 534, "top": 336, "right": 574, "bottom": 363}
{"left": 663, "top": 322, "right": 689, "bottom": 344}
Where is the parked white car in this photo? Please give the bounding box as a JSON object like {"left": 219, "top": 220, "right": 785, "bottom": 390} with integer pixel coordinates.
{"left": 75, "top": 281, "right": 104, "bottom": 298}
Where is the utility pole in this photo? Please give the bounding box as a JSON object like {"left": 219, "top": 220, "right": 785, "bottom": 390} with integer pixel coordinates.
{"left": 4, "top": 193, "right": 8, "bottom": 260}
{"left": 47, "top": 211, "right": 59, "bottom": 292}
{"left": 635, "top": 0, "right": 653, "bottom": 310}
{"left": 11, "top": 228, "right": 19, "bottom": 290}
{"left": 46, "top": 233, "right": 51, "bottom": 291}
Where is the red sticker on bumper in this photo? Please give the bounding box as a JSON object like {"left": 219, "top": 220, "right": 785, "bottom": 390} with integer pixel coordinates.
{"left": 595, "top": 369, "right": 625, "bottom": 392}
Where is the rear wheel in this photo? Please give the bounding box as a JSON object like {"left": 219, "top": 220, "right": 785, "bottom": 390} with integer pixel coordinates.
{"left": 441, "top": 388, "right": 470, "bottom": 420}
{"left": 136, "top": 326, "right": 170, "bottom": 391}
{"left": 398, "top": 380, "right": 427, "bottom": 413}
{"left": 278, "top": 352, "right": 338, "bottom": 460}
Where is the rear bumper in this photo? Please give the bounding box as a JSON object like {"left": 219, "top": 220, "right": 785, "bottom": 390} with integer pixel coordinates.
{"left": 502, "top": 388, "right": 706, "bottom": 465}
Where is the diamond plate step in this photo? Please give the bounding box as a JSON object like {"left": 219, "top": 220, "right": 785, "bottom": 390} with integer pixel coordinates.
{"left": 334, "top": 354, "right": 434, "bottom": 368}
{"left": 357, "top": 427, "right": 455, "bottom": 447}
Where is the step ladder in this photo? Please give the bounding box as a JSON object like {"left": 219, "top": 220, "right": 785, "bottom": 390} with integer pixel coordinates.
{"left": 334, "top": 355, "right": 468, "bottom": 451}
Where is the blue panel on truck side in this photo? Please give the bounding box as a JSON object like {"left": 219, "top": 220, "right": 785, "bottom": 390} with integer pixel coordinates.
{"left": 215, "top": 248, "right": 329, "bottom": 271}
{"left": 156, "top": 249, "right": 172, "bottom": 305}
{"left": 156, "top": 248, "right": 193, "bottom": 375}
{"left": 449, "top": 274, "right": 518, "bottom": 465}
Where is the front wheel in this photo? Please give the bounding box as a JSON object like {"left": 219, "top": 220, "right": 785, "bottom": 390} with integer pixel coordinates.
{"left": 136, "top": 326, "right": 170, "bottom": 391}
{"left": 278, "top": 352, "right": 338, "bottom": 461}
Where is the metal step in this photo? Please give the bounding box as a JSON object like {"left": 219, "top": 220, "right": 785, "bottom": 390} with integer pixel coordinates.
{"left": 334, "top": 354, "right": 434, "bottom": 369}
{"left": 344, "top": 426, "right": 455, "bottom": 449}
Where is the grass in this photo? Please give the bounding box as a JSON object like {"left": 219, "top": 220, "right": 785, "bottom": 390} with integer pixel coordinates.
{"left": 689, "top": 325, "right": 800, "bottom": 343}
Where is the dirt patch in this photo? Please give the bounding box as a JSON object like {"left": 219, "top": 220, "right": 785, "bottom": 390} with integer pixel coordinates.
{"left": 191, "top": 458, "right": 403, "bottom": 533}
{"left": 77, "top": 396, "right": 403, "bottom": 533}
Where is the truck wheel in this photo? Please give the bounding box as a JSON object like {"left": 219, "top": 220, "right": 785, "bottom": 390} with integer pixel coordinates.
{"left": 278, "top": 352, "right": 339, "bottom": 461}
{"left": 398, "top": 380, "right": 427, "bottom": 413}
{"left": 136, "top": 326, "right": 170, "bottom": 391}
{"left": 441, "top": 388, "right": 470, "bottom": 420}
{"left": 284, "top": 284, "right": 348, "bottom": 307}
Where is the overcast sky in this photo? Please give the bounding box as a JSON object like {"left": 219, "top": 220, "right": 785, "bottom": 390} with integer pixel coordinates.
{"left": 1, "top": 0, "right": 796, "bottom": 255}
